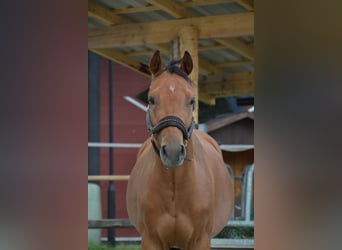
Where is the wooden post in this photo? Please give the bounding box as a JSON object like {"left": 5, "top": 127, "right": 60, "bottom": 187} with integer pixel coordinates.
{"left": 170, "top": 39, "right": 179, "bottom": 62}
{"left": 178, "top": 26, "right": 199, "bottom": 124}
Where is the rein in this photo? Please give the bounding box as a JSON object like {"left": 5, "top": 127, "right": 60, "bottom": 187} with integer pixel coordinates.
{"left": 146, "top": 109, "right": 194, "bottom": 161}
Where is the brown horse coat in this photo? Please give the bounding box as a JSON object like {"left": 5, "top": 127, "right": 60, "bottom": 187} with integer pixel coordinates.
{"left": 126, "top": 51, "right": 233, "bottom": 250}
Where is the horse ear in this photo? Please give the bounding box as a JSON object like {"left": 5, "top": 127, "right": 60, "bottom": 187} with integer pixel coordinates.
{"left": 180, "top": 51, "right": 193, "bottom": 75}
{"left": 149, "top": 50, "right": 163, "bottom": 75}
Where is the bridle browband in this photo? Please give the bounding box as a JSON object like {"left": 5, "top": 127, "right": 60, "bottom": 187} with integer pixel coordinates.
{"left": 146, "top": 109, "right": 195, "bottom": 161}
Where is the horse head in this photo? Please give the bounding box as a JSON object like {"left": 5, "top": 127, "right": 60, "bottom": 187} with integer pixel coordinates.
{"left": 146, "top": 50, "right": 195, "bottom": 168}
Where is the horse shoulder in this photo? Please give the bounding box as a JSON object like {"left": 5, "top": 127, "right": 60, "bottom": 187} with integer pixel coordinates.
{"left": 193, "top": 130, "right": 222, "bottom": 154}
{"left": 136, "top": 139, "right": 152, "bottom": 158}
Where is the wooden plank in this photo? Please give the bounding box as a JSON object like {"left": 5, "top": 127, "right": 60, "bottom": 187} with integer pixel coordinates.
{"left": 216, "top": 38, "right": 254, "bottom": 60}
{"left": 88, "top": 175, "right": 130, "bottom": 181}
{"left": 147, "top": 0, "right": 197, "bottom": 18}
{"left": 90, "top": 48, "right": 151, "bottom": 77}
{"left": 88, "top": 13, "right": 254, "bottom": 49}
{"left": 88, "top": 1, "right": 128, "bottom": 25}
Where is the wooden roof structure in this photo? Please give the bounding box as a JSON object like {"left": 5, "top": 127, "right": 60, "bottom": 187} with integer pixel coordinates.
{"left": 88, "top": 0, "right": 254, "bottom": 121}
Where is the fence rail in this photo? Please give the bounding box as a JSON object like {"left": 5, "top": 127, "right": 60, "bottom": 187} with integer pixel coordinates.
{"left": 88, "top": 175, "right": 130, "bottom": 181}
{"left": 88, "top": 218, "right": 254, "bottom": 229}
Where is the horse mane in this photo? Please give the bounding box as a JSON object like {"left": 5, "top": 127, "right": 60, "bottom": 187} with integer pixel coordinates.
{"left": 153, "top": 59, "right": 192, "bottom": 86}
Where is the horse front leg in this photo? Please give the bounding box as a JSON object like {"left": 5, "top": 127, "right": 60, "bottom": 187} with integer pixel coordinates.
{"left": 141, "top": 234, "right": 164, "bottom": 250}
{"left": 187, "top": 235, "right": 211, "bottom": 250}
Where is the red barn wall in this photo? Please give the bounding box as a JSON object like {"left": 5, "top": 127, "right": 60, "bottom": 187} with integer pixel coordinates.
{"left": 98, "top": 58, "right": 150, "bottom": 237}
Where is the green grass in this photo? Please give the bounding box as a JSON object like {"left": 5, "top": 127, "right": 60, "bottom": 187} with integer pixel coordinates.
{"left": 215, "top": 226, "right": 254, "bottom": 239}
{"left": 88, "top": 244, "right": 140, "bottom": 250}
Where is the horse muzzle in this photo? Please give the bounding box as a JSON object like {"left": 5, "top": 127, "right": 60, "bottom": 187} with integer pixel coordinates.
{"left": 160, "top": 142, "right": 186, "bottom": 168}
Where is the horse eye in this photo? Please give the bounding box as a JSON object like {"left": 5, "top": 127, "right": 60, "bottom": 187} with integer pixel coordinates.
{"left": 190, "top": 98, "right": 195, "bottom": 110}
{"left": 148, "top": 97, "right": 155, "bottom": 105}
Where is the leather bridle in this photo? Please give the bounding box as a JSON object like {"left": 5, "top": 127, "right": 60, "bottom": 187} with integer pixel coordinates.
{"left": 146, "top": 109, "right": 194, "bottom": 160}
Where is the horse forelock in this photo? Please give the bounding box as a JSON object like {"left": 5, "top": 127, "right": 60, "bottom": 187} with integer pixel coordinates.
{"left": 152, "top": 60, "right": 192, "bottom": 86}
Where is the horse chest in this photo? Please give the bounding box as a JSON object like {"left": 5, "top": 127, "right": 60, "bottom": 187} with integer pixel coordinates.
{"left": 140, "top": 168, "right": 213, "bottom": 218}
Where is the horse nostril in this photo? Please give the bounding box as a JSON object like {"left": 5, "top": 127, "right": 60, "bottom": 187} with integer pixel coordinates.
{"left": 180, "top": 145, "right": 185, "bottom": 156}
{"left": 161, "top": 145, "right": 167, "bottom": 157}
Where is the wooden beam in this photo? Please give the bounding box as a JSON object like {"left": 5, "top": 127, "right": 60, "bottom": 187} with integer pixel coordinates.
{"left": 112, "top": 5, "right": 158, "bottom": 14}
{"left": 151, "top": 0, "right": 220, "bottom": 113}
{"left": 199, "top": 60, "right": 224, "bottom": 75}
{"left": 216, "top": 61, "right": 253, "bottom": 68}
{"left": 90, "top": 48, "right": 150, "bottom": 77}
{"left": 125, "top": 45, "right": 168, "bottom": 57}
{"left": 200, "top": 72, "right": 254, "bottom": 97}
{"left": 200, "top": 72, "right": 254, "bottom": 84}
{"left": 206, "top": 112, "right": 253, "bottom": 132}
{"left": 199, "top": 44, "right": 227, "bottom": 51}
{"left": 88, "top": 1, "right": 171, "bottom": 76}
{"left": 88, "top": 1, "right": 128, "bottom": 25}
{"left": 88, "top": 13, "right": 254, "bottom": 49}
{"left": 199, "top": 93, "right": 216, "bottom": 105}
{"left": 147, "top": 0, "right": 197, "bottom": 18}
{"left": 179, "top": 26, "right": 199, "bottom": 124}
{"left": 184, "top": 0, "right": 235, "bottom": 7}
{"left": 112, "top": 0, "right": 234, "bottom": 14}
{"left": 148, "top": 0, "right": 230, "bottom": 77}
{"left": 201, "top": 81, "right": 254, "bottom": 97}
{"left": 126, "top": 44, "right": 226, "bottom": 56}
{"left": 234, "top": 0, "right": 254, "bottom": 11}
{"left": 216, "top": 38, "right": 254, "bottom": 60}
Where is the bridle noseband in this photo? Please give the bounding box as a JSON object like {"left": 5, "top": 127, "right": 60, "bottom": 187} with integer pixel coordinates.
{"left": 146, "top": 109, "right": 194, "bottom": 161}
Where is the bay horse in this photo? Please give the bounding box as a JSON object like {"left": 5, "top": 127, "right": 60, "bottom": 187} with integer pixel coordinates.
{"left": 126, "top": 51, "right": 233, "bottom": 250}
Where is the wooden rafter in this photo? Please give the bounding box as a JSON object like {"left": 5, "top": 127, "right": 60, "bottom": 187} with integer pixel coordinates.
{"left": 88, "top": 1, "right": 127, "bottom": 25}
{"left": 200, "top": 72, "right": 254, "bottom": 84}
{"left": 91, "top": 48, "right": 150, "bottom": 77}
{"left": 88, "top": 1, "right": 170, "bottom": 76}
{"left": 88, "top": 13, "right": 254, "bottom": 49}
{"left": 234, "top": 0, "right": 254, "bottom": 11}
{"left": 112, "top": 0, "right": 235, "bottom": 14}
{"left": 147, "top": 0, "right": 226, "bottom": 78}
{"left": 216, "top": 38, "right": 254, "bottom": 61}
{"left": 147, "top": 0, "right": 197, "bottom": 18}
{"left": 216, "top": 61, "right": 253, "bottom": 68}
{"left": 145, "top": 0, "right": 254, "bottom": 68}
